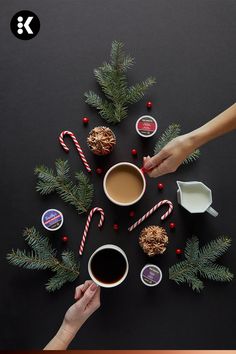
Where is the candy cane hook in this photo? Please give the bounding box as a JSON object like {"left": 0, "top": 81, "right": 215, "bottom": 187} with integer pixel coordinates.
{"left": 59, "top": 130, "right": 91, "bottom": 173}
{"left": 79, "top": 207, "right": 105, "bottom": 256}
{"left": 128, "top": 200, "right": 173, "bottom": 232}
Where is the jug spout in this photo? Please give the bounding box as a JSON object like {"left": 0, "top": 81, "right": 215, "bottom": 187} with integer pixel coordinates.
{"left": 176, "top": 181, "right": 184, "bottom": 204}
{"left": 176, "top": 181, "right": 185, "bottom": 190}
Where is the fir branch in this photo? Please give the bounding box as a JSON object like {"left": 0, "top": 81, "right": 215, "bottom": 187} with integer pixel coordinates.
{"left": 182, "top": 149, "right": 201, "bottom": 165}
{"left": 23, "top": 227, "right": 56, "bottom": 258}
{"left": 35, "top": 159, "right": 94, "bottom": 214}
{"left": 154, "top": 123, "right": 200, "bottom": 165}
{"left": 46, "top": 273, "right": 69, "bottom": 292}
{"left": 84, "top": 41, "right": 156, "bottom": 124}
{"left": 126, "top": 77, "right": 156, "bottom": 104}
{"left": 154, "top": 124, "right": 181, "bottom": 154}
{"left": 55, "top": 158, "right": 70, "bottom": 180}
{"left": 199, "top": 263, "right": 233, "bottom": 282}
{"left": 6, "top": 227, "right": 80, "bottom": 292}
{"left": 6, "top": 249, "right": 51, "bottom": 270}
{"left": 187, "top": 275, "right": 204, "bottom": 292}
{"left": 75, "top": 172, "right": 94, "bottom": 212}
{"left": 169, "top": 236, "right": 234, "bottom": 292}
{"left": 184, "top": 236, "right": 199, "bottom": 262}
{"left": 199, "top": 236, "right": 232, "bottom": 264}
{"left": 111, "top": 40, "right": 125, "bottom": 69}
{"left": 84, "top": 91, "right": 115, "bottom": 123}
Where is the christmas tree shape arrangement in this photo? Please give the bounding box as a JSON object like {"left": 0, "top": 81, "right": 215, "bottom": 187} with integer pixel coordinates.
{"left": 85, "top": 40, "right": 156, "bottom": 124}
{"left": 35, "top": 159, "right": 94, "bottom": 214}
{"left": 169, "top": 236, "right": 234, "bottom": 292}
{"left": 7, "top": 227, "right": 80, "bottom": 292}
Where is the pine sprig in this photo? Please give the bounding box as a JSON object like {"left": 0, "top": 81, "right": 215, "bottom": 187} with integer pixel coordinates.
{"left": 154, "top": 124, "right": 181, "bottom": 153}
{"left": 35, "top": 159, "right": 93, "bottom": 214}
{"left": 6, "top": 227, "right": 80, "bottom": 292}
{"left": 154, "top": 123, "right": 200, "bottom": 165}
{"left": 127, "top": 77, "right": 156, "bottom": 104}
{"left": 169, "top": 236, "right": 234, "bottom": 292}
{"left": 85, "top": 40, "right": 156, "bottom": 124}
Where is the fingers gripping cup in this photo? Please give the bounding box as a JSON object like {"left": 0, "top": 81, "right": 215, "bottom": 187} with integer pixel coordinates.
{"left": 103, "top": 162, "right": 146, "bottom": 206}
{"left": 88, "top": 245, "right": 129, "bottom": 288}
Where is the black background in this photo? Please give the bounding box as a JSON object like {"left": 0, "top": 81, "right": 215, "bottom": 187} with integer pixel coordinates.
{"left": 0, "top": 0, "right": 236, "bottom": 350}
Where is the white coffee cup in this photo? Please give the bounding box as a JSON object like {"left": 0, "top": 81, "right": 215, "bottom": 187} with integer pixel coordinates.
{"left": 103, "top": 162, "right": 146, "bottom": 206}
{"left": 88, "top": 244, "right": 129, "bottom": 288}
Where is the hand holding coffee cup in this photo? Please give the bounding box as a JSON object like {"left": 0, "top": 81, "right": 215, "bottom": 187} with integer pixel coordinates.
{"left": 103, "top": 162, "right": 146, "bottom": 206}
{"left": 88, "top": 245, "right": 129, "bottom": 288}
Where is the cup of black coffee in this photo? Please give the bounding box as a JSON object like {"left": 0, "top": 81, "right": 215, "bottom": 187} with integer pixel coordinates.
{"left": 88, "top": 244, "right": 129, "bottom": 288}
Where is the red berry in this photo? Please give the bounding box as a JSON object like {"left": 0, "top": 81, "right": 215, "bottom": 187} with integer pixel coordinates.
{"left": 169, "top": 222, "right": 176, "bottom": 230}
{"left": 146, "top": 101, "right": 153, "bottom": 109}
{"left": 113, "top": 223, "right": 119, "bottom": 231}
{"left": 129, "top": 210, "right": 135, "bottom": 217}
{"left": 61, "top": 235, "right": 69, "bottom": 242}
{"left": 176, "top": 248, "right": 182, "bottom": 255}
{"left": 83, "top": 117, "right": 89, "bottom": 124}
{"left": 157, "top": 182, "right": 164, "bottom": 190}
{"left": 131, "top": 149, "right": 137, "bottom": 156}
{"left": 96, "top": 167, "right": 103, "bottom": 175}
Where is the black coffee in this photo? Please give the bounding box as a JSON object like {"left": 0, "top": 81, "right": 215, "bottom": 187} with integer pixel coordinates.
{"left": 90, "top": 248, "right": 127, "bottom": 284}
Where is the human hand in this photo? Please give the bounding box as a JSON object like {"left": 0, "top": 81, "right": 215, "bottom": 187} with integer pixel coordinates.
{"left": 62, "top": 280, "right": 101, "bottom": 335}
{"left": 44, "top": 281, "right": 100, "bottom": 350}
{"left": 143, "top": 134, "right": 195, "bottom": 178}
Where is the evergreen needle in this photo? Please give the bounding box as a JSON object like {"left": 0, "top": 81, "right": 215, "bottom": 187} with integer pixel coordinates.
{"left": 85, "top": 40, "right": 156, "bottom": 124}
{"left": 169, "top": 236, "right": 234, "bottom": 292}
{"left": 154, "top": 123, "right": 200, "bottom": 165}
{"left": 6, "top": 227, "right": 80, "bottom": 292}
{"left": 35, "top": 159, "right": 94, "bottom": 214}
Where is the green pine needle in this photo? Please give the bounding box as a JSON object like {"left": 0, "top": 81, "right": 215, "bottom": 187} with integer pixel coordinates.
{"left": 35, "top": 159, "right": 94, "bottom": 214}
{"left": 169, "top": 236, "right": 234, "bottom": 292}
{"left": 154, "top": 123, "right": 200, "bottom": 165}
{"left": 182, "top": 149, "right": 201, "bottom": 164}
{"left": 85, "top": 40, "right": 156, "bottom": 124}
{"left": 6, "top": 227, "right": 80, "bottom": 292}
{"left": 154, "top": 123, "right": 181, "bottom": 154}
{"left": 127, "top": 77, "right": 156, "bottom": 104}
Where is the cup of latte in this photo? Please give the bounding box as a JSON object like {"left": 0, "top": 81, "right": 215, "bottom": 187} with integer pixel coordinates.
{"left": 103, "top": 162, "right": 146, "bottom": 206}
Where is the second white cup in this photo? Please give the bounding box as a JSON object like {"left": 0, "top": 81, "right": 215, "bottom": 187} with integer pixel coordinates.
{"left": 103, "top": 162, "right": 146, "bottom": 206}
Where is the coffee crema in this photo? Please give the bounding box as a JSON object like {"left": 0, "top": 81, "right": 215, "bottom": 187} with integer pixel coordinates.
{"left": 105, "top": 165, "right": 144, "bottom": 203}
{"left": 90, "top": 248, "right": 127, "bottom": 284}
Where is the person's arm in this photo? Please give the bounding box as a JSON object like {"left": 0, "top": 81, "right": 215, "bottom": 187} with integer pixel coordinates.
{"left": 188, "top": 102, "right": 236, "bottom": 148}
{"left": 44, "top": 281, "right": 100, "bottom": 350}
{"left": 143, "top": 103, "right": 236, "bottom": 178}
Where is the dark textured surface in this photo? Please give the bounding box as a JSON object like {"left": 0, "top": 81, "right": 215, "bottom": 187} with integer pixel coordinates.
{"left": 0, "top": 0, "right": 236, "bottom": 350}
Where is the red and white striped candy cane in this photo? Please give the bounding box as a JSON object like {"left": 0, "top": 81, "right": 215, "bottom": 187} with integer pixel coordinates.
{"left": 79, "top": 207, "right": 105, "bottom": 256}
{"left": 128, "top": 200, "right": 173, "bottom": 232}
{"left": 59, "top": 130, "right": 91, "bottom": 173}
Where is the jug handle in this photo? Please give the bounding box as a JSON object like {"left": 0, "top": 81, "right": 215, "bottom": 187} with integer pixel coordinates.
{"left": 206, "top": 206, "right": 219, "bottom": 217}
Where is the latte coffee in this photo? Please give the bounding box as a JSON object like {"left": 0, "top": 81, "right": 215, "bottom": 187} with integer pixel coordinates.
{"left": 104, "top": 163, "right": 145, "bottom": 205}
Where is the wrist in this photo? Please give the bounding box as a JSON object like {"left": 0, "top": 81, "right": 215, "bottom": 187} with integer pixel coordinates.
{"left": 185, "top": 129, "right": 206, "bottom": 150}
{"left": 55, "top": 321, "right": 80, "bottom": 346}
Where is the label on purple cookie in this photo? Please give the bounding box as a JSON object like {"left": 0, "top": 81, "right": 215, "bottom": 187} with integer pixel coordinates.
{"left": 141, "top": 264, "right": 162, "bottom": 286}
{"left": 41, "top": 209, "right": 63, "bottom": 231}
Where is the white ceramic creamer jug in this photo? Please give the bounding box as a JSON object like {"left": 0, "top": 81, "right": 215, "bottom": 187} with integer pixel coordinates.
{"left": 176, "top": 181, "right": 218, "bottom": 217}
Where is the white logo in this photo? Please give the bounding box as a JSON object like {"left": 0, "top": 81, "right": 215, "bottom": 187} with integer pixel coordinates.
{"left": 11, "top": 10, "right": 40, "bottom": 40}
{"left": 17, "top": 16, "right": 34, "bottom": 35}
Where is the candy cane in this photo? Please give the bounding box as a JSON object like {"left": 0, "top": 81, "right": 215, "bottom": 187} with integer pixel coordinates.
{"left": 79, "top": 207, "right": 105, "bottom": 256}
{"left": 59, "top": 130, "right": 91, "bottom": 172}
{"left": 128, "top": 200, "right": 173, "bottom": 232}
